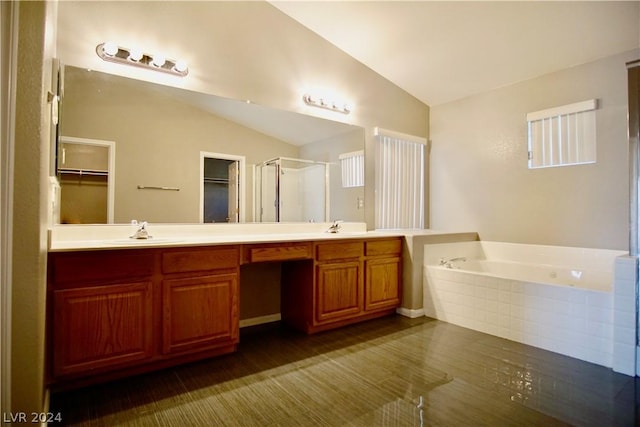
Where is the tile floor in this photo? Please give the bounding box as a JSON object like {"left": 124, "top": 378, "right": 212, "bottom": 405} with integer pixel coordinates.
{"left": 49, "top": 316, "right": 639, "bottom": 426}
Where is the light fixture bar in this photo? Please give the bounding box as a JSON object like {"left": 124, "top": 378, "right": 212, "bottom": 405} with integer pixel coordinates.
{"left": 303, "top": 94, "right": 351, "bottom": 114}
{"left": 96, "top": 42, "right": 188, "bottom": 77}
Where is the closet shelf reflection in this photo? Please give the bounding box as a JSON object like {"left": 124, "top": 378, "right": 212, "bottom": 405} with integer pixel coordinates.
{"left": 204, "top": 177, "right": 229, "bottom": 184}
{"left": 58, "top": 168, "right": 108, "bottom": 177}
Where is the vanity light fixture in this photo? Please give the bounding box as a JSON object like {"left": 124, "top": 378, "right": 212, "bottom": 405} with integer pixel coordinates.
{"left": 303, "top": 94, "right": 351, "bottom": 114}
{"left": 96, "top": 42, "right": 189, "bottom": 77}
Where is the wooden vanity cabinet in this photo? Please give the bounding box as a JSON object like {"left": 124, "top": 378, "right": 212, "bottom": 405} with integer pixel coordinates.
{"left": 47, "top": 245, "right": 240, "bottom": 388}
{"left": 314, "top": 241, "right": 364, "bottom": 323}
{"left": 282, "top": 237, "right": 402, "bottom": 333}
{"left": 48, "top": 250, "right": 156, "bottom": 378}
{"left": 47, "top": 237, "right": 400, "bottom": 387}
{"left": 364, "top": 239, "right": 402, "bottom": 312}
{"left": 161, "top": 247, "right": 239, "bottom": 355}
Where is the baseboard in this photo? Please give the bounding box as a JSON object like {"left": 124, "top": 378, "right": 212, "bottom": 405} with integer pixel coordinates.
{"left": 396, "top": 307, "right": 425, "bottom": 318}
{"left": 40, "top": 388, "right": 51, "bottom": 427}
{"left": 239, "top": 313, "right": 282, "bottom": 328}
{"left": 241, "top": 309, "right": 424, "bottom": 326}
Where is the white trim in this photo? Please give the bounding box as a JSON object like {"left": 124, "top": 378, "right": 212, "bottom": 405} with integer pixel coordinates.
{"left": 199, "top": 151, "right": 246, "bottom": 223}
{"left": 324, "top": 162, "right": 330, "bottom": 221}
{"left": 338, "top": 150, "right": 364, "bottom": 160}
{"left": 239, "top": 313, "right": 281, "bottom": 328}
{"left": 250, "top": 163, "right": 256, "bottom": 222}
{"left": 1, "top": 0, "right": 19, "bottom": 413}
{"left": 58, "top": 136, "right": 116, "bottom": 223}
{"left": 374, "top": 127, "right": 427, "bottom": 145}
{"left": 396, "top": 307, "right": 425, "bottom": 319}
{"left": 526, "top": 99, "right": 597, "bottom": 122}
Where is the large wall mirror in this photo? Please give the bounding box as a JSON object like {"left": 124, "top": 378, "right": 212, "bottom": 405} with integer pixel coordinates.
{"left": 57, "top": 65, "right": 365, "bottom": 224}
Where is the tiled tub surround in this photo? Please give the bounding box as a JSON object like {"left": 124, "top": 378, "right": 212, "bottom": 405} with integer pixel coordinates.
{"left": 423, "top": 241, "right": 636, "bottom": 374}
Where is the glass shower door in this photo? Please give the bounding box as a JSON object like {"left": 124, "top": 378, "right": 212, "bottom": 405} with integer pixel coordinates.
{"left": 258, "top": 162, "right": 278, "bottom": 222}
{"left": 257, "top": 157, "right": 329, "bottom": 223}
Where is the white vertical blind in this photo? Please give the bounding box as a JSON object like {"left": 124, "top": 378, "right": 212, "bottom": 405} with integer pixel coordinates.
{"left": 374, "top": 128, "right": 425, "bottom": 229}
{"left": 339, "top": 150, "right": 364, "bottom": 188}
{"left": 527, "top": 99, "right": 597, "bottom": 169}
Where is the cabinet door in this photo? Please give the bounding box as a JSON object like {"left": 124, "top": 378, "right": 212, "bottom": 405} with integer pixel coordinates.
{"left": 315, "top": 261, "right": 363, "bottom": 323}
{"left": 365, "top": 257, "right": 401, "bottom": 312}
{"left": 53, "top": 281, "right": 153, "bottom": 377}
{"left": 162, "top": 273, "right": 238, "bottom": 355}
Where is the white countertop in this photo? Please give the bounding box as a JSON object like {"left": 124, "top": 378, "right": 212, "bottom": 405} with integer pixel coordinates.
{"left": 48, "top": 222, "right": 474, "bottom": 252}
{"left": 49, "top": 223, "right": 387, "bottom": 251}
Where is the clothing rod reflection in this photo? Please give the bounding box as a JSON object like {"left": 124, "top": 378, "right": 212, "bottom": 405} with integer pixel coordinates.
{"left": 137, "top": 185, "right": 180, "bottom": 191}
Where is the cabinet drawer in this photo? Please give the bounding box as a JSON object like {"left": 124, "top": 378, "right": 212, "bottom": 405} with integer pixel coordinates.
{"left": 316, "top": 241, "right": 363, "bottom": 261}
{"left": 162, "top": 246, "right": 239, "bottom": 274}
{"left": 366, "top": 239, "right": 402, "bottom": 256}
{"left": 244, "top": 242, "right": 312, "bottom": 263}
{"left": 50, "top": 251, "right": 154, "bottom": 285}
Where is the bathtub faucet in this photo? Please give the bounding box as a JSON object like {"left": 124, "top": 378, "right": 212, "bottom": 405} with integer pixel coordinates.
{"left": 439, "top": 257, "right": 467, "bottom": 269}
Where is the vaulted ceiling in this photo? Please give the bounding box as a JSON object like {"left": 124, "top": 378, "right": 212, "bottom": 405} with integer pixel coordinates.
{"left": 271, "top": 1, "right": 640, "bottom": 106}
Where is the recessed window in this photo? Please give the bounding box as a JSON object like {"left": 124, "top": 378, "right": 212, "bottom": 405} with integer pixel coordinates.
{"left": 339, "top": 150, "right": 364, "bottom": 188}
{"left": 374, "top": 127, "right": 425, "bottom": 229}
{"left": 527, "top": 99, "right": 597, "bottom": 169}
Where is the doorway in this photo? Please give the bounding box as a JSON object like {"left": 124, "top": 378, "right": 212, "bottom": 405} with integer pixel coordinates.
{"left": 57, "top": 136, "right": 115, "bottom": 224}
{"left": 199, "top": 152, "right": 245, "bottom": 223}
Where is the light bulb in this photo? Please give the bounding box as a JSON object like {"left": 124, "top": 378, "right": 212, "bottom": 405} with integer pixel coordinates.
{"left": 103, "top": 41, "right": 118, "bottom": 56}
{"left": 174, "top": 59, "right": 188, "bottom": 73}
{"left": 152, "top": 54, "right": 166, "bottom": 67}
{"left": 128, "top": 48, "right": 143, "bottom": 62}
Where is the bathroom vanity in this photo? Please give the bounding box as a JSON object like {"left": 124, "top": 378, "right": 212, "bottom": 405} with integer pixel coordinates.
{"left": 46, "top": 224, "right": 402, "bottom": 389}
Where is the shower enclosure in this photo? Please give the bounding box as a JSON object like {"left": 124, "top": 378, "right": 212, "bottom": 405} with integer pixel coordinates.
{"left": 256, "top": 157, "right": 329, "bottom": 222}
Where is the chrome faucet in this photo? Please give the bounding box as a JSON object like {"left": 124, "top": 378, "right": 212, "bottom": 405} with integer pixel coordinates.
{"left": 130, "top": 221, "right": 151, "bottom": 239}
{"left": 327, "top": 220, "right": 343, "bottom": 233}
{"left": 439, "top": 256, "right": 466, "bottom": 269}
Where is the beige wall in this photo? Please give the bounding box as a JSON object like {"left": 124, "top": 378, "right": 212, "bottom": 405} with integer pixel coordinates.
{"left": 430, "top": 49, "right": 639, "bottom": 250}
{"left": 12, "top": 0, "right": 56, "bottom": 415}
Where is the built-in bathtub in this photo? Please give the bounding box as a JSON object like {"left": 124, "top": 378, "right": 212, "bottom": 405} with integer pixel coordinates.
{"left": 423, "top": 241, "right": 630, "bottom": 370}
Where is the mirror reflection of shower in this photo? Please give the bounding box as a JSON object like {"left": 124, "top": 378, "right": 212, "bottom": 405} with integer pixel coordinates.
{"left": 256, "top": 157, "right": 330, "bottom": 222}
